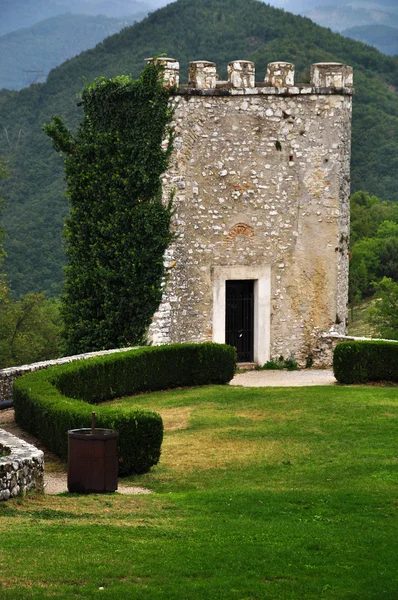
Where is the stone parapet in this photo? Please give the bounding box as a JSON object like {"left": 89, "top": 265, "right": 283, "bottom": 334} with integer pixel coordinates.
{"left": 173, "top": 85, "right": 354, "bottom": 97}
{"left": 189, "top": 61, "right": 217, "bottom": 90}
{"left": 310, "top": 63, "right": 353, "bottom": 89}
{"left": 0, "top": 347, "right": 136, "bottom": 401}
{"left": 265, "top": 62, "right": 295, "bottom": 87}
{"left": 228, "top": 60, "right": 256, "bottom": 89}
{"left": 145, "top": 57, "right": 180, "bottom": 87}
{"left": 311, "top": 334, "right": 398, "bottom": 368}
{"left": 0, "top": 429, "right": 44, "bottom": 501}
{"left": 149, "top": 58, "right": 354, "bottom": 96}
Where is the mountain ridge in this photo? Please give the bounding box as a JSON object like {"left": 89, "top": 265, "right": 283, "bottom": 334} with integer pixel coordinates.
{"left": 0, "top": 0, "right": 397, "bottom": 297}
{"left": 0, "top": 0, "right": 152, "bottom": 36}
{"left": 303, "top": 3, "right": 398, "bottom": 32}
{"left": 342, "top": 24, "right": 398, "bottom": 56}
{"left": 0, "top": 13, "right": 144, "bottom": 91}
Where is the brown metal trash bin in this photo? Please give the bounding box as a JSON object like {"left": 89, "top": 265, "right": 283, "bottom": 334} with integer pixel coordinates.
{"left": 68, "top": 428, "right": 119, "bottom": 494}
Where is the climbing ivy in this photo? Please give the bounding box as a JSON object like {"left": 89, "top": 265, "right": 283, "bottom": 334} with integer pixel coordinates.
{"left": 44, "top": 63, "right": 174, "bottom": 353}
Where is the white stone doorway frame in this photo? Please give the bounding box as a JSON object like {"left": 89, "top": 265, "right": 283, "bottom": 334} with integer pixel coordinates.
{"left": 212, "top": 265, "right": 271, "bottom": 365}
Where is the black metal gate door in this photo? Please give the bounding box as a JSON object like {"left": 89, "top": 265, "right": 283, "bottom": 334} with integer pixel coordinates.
{"left": 225, "top": 280, "right": 254, "bottom": 362}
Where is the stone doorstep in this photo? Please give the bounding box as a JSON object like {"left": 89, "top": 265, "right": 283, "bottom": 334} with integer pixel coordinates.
{"left": 236, "top": 362, "right": 257, "bottom": 371}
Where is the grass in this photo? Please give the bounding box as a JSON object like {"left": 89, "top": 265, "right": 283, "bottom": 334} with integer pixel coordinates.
{"left": 1, "top": 384, "right": 398, "bottom": 599}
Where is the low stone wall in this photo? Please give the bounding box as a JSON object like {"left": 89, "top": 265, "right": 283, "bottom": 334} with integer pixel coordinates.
{"left": 0, "top": 429, "right": 44, "bottom": 501}
{"left": 312, "top": 333, "right": 398, "bottom": 368}
{"left": 0, "top": 347, "right": 136, "bottom": 402}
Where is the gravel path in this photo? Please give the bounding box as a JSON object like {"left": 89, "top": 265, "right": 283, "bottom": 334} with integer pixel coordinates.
{"left": 43, "top": 472, "right": 153, "bottom": 496}
{"left": 230, "top": 368, "right": 337, "bottom": 387}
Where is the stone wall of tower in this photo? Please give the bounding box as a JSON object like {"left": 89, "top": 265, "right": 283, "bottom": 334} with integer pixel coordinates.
{"left": 148, "top": 59, "right": 353, "bottom": 366}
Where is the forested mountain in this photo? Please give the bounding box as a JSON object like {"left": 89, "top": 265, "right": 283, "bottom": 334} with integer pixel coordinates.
{"left": 342, "top": 25, "right": 398, "bottom": 57}
{"left": 0, "top": 14, "right": 143, "bottom": 91}
{"left": 0, "top": 0, "right": 152, "bottom": 36}
{"left": 0, "top": 0, "right": 398, "bottom": 297}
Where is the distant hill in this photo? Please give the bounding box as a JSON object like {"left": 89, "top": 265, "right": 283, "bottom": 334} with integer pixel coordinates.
{"left": 303, "top": 3, "right": 398, "bottom": 32}
{"left": 0, "top": 13, "right": 145, "bottom": 91}
{"left": 276, "top": 0, "right": 398, "bottom": 13}
{"left": 342, "top": 24, "right": 398, "bottom": 56}
{"left": 0, "top": 0, "right": 398, "bottom": 297}
{"left": 0, "top": 0, "right": 152, "bottom": 36}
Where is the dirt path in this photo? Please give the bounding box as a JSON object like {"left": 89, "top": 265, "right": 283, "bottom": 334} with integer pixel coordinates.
{"left": 230, "top": 368, "right": 337, "bottom": 387}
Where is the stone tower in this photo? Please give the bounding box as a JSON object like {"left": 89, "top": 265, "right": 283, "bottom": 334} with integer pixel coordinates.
{"left": 148, "top": 58, "right": 353, "bottom": 366}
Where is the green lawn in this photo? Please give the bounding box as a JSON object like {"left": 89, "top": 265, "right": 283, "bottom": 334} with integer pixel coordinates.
{"left": 1, "top": 385, "right": 398, "bottom": 599}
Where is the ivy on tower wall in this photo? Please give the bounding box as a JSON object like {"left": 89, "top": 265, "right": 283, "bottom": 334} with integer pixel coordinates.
{"left": 44, "top": 63, "right": 174, "bottom": 353}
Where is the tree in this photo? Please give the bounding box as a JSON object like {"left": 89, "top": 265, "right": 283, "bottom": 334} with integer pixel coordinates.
{"left": 0, "top": 158, "right": 8, "bottom": 278}
{"left": 349, "top": 192, "right": 398, "bottom": 310}
{"left": 0, "top": 293, "right": 64, "bottom": 368}
{"left": 368, "top": 277, "right": 398, "bottom": 340}
{"left": 0, "top": 158, "right": 64, "bottom": 368}
{"left": 378, "top": 237, "right": 398, "bottom": 282}
{"left": 349, "top": 237, "right": 382, "bottom": 303}
{"left": 0, "top": 158, "right": 9, "bottom": 314}
{"left": 44, "top": 63, "right": 174, "bottom": 353}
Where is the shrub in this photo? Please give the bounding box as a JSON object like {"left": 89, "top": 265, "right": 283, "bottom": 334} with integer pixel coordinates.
{"left": 333, "top": 340, "right": 398, "bottom": 384}
{"left": 258, "top": 356, "right": 298, "bottom": 371}
{"left": 54, "top": 343, "right": 236, "bottom": 403}
{"left": 13, "top": 343, "right": 236, "bottom": 475}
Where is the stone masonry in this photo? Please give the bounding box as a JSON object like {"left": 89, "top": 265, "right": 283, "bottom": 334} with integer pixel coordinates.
{"left": 0, "top": 429, "right": 44, "bottom": 501}
{"left": 148, "top": 58, "right": 353, "bottom": 366}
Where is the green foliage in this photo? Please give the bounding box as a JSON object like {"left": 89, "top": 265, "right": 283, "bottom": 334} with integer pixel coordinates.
{"left": 12, "top": 342, "right": 236, "bottom": 474}
{"left": 349, "top": 236, "right": 382, "bottom": 301}
{"left": 54, "top": 343, "right": 237, "bottom": 403}
{"left": 0, "top": 292, "right": 64, "bottom": 368}
{"left": 1, "top": 0, "right": 398, "bottom": 296}
{"left": 13, "top": 367, "right": 163, "bottom": 476}
{"left": 349, "top": 191, "right": 398, "bottom": 306}
{"left": 259, "top": 355, "right": 298, "bottom": 371}
{"left": 350, "top": 191, "right": 398, "bottom": 245}
{"left": 376, "top": 220, "right": 398, "bottom": 238}
{"left": 0, "top": 158, "right": 9, "bottom": 316}
{"left": 367, "top": 277, "right": 398, "bottom": 340}
{"left": 0, "top": 155, "right": 64, "bottom": 368}
{"left": 333, "top": 339, "right": 398, "bottom": 383}
{"left": 43, "top": 116, "right": 74, "bottom": 154}
{"left": 0, "top": 158, "right": 7, "bottom": 271}
{"left": 44, "top": 63, "right": 174, "bottom": 353}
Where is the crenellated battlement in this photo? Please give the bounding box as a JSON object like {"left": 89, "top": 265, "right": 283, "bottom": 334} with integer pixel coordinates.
{"left": 146, "top": 57, "right": 354, "bottom": 95}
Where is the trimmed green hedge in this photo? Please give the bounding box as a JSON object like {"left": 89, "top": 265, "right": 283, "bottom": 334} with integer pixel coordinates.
{"left": 13, "top": 343, "right": 236, "bottom": 475}
{"left": 333, "top": 340, "right": 398, "bottom": 384}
